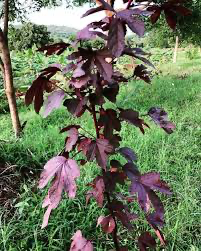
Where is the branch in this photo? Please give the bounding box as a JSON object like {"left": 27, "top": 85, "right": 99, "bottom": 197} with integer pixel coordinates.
{"left": 0, "top": 57, "right": 5, "bottom": 74}
{"left": 105, "top": 191, "right": 120, "bottom": 251}
{"left": 0, "top": 28, "right": 6, "bottom": 88}
{"left": 3, "top": 0, "right": 9, "bottom": 40}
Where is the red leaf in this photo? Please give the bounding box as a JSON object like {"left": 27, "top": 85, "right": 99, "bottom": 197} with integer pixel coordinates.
{"left": 70, "top": 230, "right": 93, "bottom": 251}
{"left": 25, "top": 77, "right": 52, "bottom": 113}
{"left": 120, "top": 108, "right": 149, "bottom": 133}
{"left": 77, "top": 138, "right": 92, "bottom": 155}
{"left": 97, "top": 215, "right": 116, "bottom": 233}
{"left": 86, "top": 139, "right": 113, "bottom": 170}
{"left": 82, "top": 5, "right": 105, "bottom": 18}
{"left": 86, "top": 176, "right": 105, "bottom": 207}
{"left": 98, "top": 109, "right": 121, "bottom": 139}
{"left": 63, "top": 97, "right": 88, "bottom": 117}
{"left": 138, "top": 232, "right": 156, "bottom": 251}
{"left": 174, "top": 5, "right": 192, "bottom": 16}
{"left": 164, "top": 9, "right": 177, "bottom": 29}
{"left": 64, "top": 127, "right": 79, "bottom": 152}
{"left": 134, "top": 64, "right": 151, "bottom": 83}
{"left": 96, "top": 139, "right": 114, "bottom": 170}
{"left": 95, "top": 49, "right": 113, "bottom": 81}
{"left": 108, "top": 17, "right": 125, "bottom": 57}
{"left": 43, "top": 90, "right": 65, "bottom": 118}
{"left": 38, "top": 156, "right": 80, "bottom": 228}
{"left": 38, "top": 42, "right": 69, "bottom": 56}
{"left": 103, "top": 84, "right": 119, "bottom": 103}
{"left": 96, "top": 0, "right": 115, "bottom": 12}
{"left": 150, "top": 7, "right": 161, "bottom": 24}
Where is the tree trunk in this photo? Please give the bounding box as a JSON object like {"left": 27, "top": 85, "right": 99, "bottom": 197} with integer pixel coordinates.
{"left": 173, "top": 36, "right": 179, "bottom": 63}
{"left": 0, "top": 0, "right": 21, "bottom": 137}
{"left": 0, "top": 30, "right": 21, "bottom": 137}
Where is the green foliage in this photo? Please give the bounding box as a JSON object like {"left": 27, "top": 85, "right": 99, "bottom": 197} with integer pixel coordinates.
{"left": 47, "top": 25, "right": 78, "bottom": 41}
{"left": 8, "top": 23, "right": 53, "bottom": 51}
{"left": 185, "top": 46, "right": 200, "bottom": 60}
{"left": 67, "top": 33, "right": 105, "bottom": 50}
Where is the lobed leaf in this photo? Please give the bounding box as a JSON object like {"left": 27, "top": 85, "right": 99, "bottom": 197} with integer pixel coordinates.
{"left": 43, "top": 90, "right": 66, "bottom": 118}
{"left": 38, "top": 156, "right": 80, "bottom": 228}
{"left": 97, "top": 215, "right": 116, "bottom": 233}
{"left": 148, "top": 107, "right": 176, "bottom": 134}
{"left": 38, "top": 42, "right": 69, "bottom": 56}
{"left": 70, "top": 230, "right": 93, "bottom": 251}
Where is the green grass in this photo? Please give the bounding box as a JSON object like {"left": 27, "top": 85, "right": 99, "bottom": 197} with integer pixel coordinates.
{"left": 0, "top": 52, "right": 201, "bottom": 251}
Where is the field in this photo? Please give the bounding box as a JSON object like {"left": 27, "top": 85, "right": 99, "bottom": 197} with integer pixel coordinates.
{"left": 0, "top": 49, "right": 201, "bottom": 250}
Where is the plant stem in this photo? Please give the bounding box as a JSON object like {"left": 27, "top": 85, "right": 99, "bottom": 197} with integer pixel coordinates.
{"left": 91, "top": 105, "right": 100, "bottom": 138}
{"left": 127, "top": 0, "right": 133, "bottom": 9}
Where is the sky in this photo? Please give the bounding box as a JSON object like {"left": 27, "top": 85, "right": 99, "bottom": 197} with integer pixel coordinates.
{"left": 29, "top": 1, "right": 125, "bottom": 30}
{"left": 29, "top": 5, "right": 96, "bottom": 30}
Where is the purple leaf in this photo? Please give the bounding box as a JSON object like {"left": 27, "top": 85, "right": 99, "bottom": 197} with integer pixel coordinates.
{"left": 119, "top": 108, "right": 149, "bottom": 134}
{"left": 77, "top": 26, "right": 97, "bottom": 40}
{"left": 70, "top": 76, "right": 90, "bottom": 89}
{"left": 65, "top": 127, "right": 79, "bottom": 152}
{"left": 38, "top": 156, "right": 80, "bottom": 228}
{"left": 43, "top": 90, "right": 65, "bottom": 118}
{"left": 141, "top": 172, "right": 171, "bottom": 195}
{"left": 96, "top": 139, "right": 114, "bottom": 170}
{"left": 95, "top": 56, "right": 112, "bottom": 82}
{"left": 148, "top": 107, "right": 176, "bottom": 134}
{"left": 130, "top": 181, "right": 150, "bottom": 212}
{"left": 62, "top": 63, "right": 76, "bottom": 75}
{"left": 146, "top": 190, "right": 165, "bottom": 227}
{"left": 70, "top": 230, "right": 93, "bottom": 251}
{"left": 117, "top": 9, "right": 145, "bottom": 37}
{"left": 108, "top": 17, "right": 125, "bottom": 57}
{"left": 119, "top": 147, "right": 138, "bottom": 163}
{"left": 123, "top": 47, "right": 154, "bottom": 68}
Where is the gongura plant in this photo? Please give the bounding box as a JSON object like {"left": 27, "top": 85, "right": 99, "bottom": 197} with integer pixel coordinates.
{"left": 25, "top": 0, "right": 190, "bottom": 250}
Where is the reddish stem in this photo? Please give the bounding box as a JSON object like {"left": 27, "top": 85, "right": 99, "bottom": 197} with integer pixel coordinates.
{"left": 91, "top": 105, "right": 100, "bottom": 138}
{"left": 90, "top": 102, "right": 120, "bottom": 250}
{"left": 127, "top": 0, "right": 133, "bottom": 9}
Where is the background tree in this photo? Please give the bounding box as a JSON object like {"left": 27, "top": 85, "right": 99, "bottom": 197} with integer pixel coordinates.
{"left": 145, "top": 0, "right": 200, "bottom": 49}
{"left": 8, "top": 23, "right": 53, "bottom": 51}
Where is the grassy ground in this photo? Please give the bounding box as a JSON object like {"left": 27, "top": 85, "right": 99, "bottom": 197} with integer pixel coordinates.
{"left": 0, "top": 51, "right": 201, "bottom": 251}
